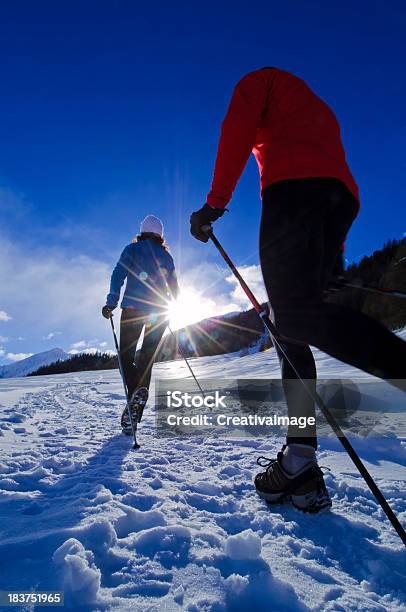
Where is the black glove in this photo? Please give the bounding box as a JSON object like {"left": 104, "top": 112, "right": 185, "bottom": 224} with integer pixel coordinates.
{"left": 102, "top": 305, "right": 115, "bottom": 319}
{"left": 190, "top": 203, "right": 226, "bottom": 243}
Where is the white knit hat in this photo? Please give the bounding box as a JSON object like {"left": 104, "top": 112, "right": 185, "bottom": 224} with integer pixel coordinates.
{"left": 140, "top": 215, "right": 164, "bottom": 237}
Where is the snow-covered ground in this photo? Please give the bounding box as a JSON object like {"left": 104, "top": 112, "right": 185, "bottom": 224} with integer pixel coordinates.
{"left": 0, "top": 342, "right": 405, "bottom": 611}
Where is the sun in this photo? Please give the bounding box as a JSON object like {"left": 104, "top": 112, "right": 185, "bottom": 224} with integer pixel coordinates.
{"left": 166, "top": 287, "right": 219, "bottom": 331}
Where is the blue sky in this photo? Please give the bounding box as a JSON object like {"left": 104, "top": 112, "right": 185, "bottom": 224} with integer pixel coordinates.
{"left": 0, "top": 1, "right": 405, "bottom": 362}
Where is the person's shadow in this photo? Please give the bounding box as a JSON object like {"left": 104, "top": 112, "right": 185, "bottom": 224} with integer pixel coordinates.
{"left": 255, "top": 491, "right": 406, "bottom": 600}
{"left": 0, "top": 434, "right": 134, "bottom": 592}
{"left": 292, "top": 507, "right": 406, "bottom": 598}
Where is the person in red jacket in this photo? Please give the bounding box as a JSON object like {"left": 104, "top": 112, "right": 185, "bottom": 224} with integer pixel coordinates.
{"left": 190, "top": 67, "right": 406, "bottom": 514}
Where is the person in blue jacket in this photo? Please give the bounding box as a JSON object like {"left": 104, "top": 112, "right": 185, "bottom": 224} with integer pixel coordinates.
{"left": 102, "top": 215, "right": 179, "bottom": 412}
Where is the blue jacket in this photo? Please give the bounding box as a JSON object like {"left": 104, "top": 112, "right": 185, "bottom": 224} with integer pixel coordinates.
{"left": 106, "top": 239, "right": 179, "bottom": 311}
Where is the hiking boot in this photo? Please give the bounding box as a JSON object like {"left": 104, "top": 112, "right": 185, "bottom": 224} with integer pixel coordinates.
{"left": 121, "top": 407, "right": 133, "bottom": 436}
{"left": 254, "top": 448, "right": 332, "bottom": 514}
{"left": 121, "top": 387, "right": 149, "bottom": 435}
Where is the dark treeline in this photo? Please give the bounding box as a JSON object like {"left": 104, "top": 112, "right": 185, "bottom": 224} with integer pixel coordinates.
{"left": 29, "top": 237, "right": 406, "bottom": 376}
{"left": 28, "top": 352, "right": 118, "bottom": 377}
{"left": 329, "top": 237, "right": 406, "bottom": 329}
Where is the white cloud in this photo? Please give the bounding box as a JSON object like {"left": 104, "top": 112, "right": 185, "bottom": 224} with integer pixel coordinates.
{"left": 6, "top": 352, "right": 33, "bottom": 362}
{"left": 225, "top": 265, "right": 268, "bottom": 309}
{"left": 0, "top": 347, "right": 5, "bottom": 356}
{"left": 68, "top": 338, "right": 105, "bottom": 355}
{"left": 70, "top": 340, "right": 87, "bottom": 350}
{"left": 82, "top": 348, "right": 98, "bottom": 355}
{"left": 0, "top": 234, "right": 111, "bottom": 345}
{"left": 0, "top": 335, "right": 8, "bottom": 342}
{"left": 43, "top": 331, "right": 62, "bottom": 340}
{"left": 69, "top": 347, "right": 99, "bottom": 355}
{"left": 68, "top": 339, "right": 108, "bottom": 355}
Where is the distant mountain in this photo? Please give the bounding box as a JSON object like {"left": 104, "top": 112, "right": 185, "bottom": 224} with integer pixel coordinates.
{"left": 0, "top": 348, "right": 69, "bottom": 378}
{"left": 29, "top": 308, "right": 267, "bottom": 377}
{"left": 159, "top": 307, "right": 268, "bottom": 360}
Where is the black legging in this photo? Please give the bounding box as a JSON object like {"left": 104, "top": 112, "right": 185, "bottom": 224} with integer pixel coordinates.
{"left": 120, "top": 308, "right": 167, "bottom": 399}
{"left": 260, "top": 178, "right": 406, "bottom": 447}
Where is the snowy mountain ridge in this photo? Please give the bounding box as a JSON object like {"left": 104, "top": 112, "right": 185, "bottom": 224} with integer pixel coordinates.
{"left": 0, "top": 348, "right": 69, "bottom": 379}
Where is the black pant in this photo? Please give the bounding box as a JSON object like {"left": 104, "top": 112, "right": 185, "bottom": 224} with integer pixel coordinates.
{"left": 120, "top": 308, "right": 167, "bottom": 399}
{"left": 260, "top": 178, "right": 406, "bottom": 448}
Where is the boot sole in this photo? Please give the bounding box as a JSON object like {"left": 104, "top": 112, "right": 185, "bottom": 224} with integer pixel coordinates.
{"left": 292, "top": 497, "right": 332, "bottom": 514}
{"left": 291, "top": 481, "right": 332, "bottom": 514}
{"left": 121, "top": 387, "right": 149, "bottom": 433}
{"left": 256, "top": 489, "right": 332, "bottom": 514}
{"left": 256, "top": 489, "right": 289, "bottom": 504}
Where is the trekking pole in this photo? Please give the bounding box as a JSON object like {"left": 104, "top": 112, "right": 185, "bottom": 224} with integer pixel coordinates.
{"left": 203, "top": 226, "right": 406, "bottom": 547}
{"left": 168, "top": 326, "right": 205, "bottom": 398}
{"left": 109, "top": 315, "right": 140, "bottom": 449}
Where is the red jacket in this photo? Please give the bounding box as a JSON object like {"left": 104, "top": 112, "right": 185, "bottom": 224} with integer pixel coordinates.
{"left": 206, "top": 68, "right": 359, "bottom": 208}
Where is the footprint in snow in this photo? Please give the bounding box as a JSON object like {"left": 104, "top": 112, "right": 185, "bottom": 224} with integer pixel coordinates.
{"left": 1, "top": 412, "right": 26, "bottom": 423}
{"left": 185, "top": 492, "right": 238, "bottom": 514}
{"left": 111, "top": 577, "right": 172, "bottom": 598}
{"left": 219, "top": 465, "right": 240, "bottom": 477}
{"left": 21, "top": 501, "right": 45, "bottom": 515}
{"left": 121, "top": 492, "right": 159, "bottom": 511}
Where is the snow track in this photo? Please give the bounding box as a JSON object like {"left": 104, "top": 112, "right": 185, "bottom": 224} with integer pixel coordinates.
{"left": 0, "top": 347, "right": 405, "bottom": 611}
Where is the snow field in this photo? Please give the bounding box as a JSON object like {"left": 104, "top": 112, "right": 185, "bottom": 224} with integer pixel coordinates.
{"left": 0, "top": 343, "right": 405, "bottom": 611}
